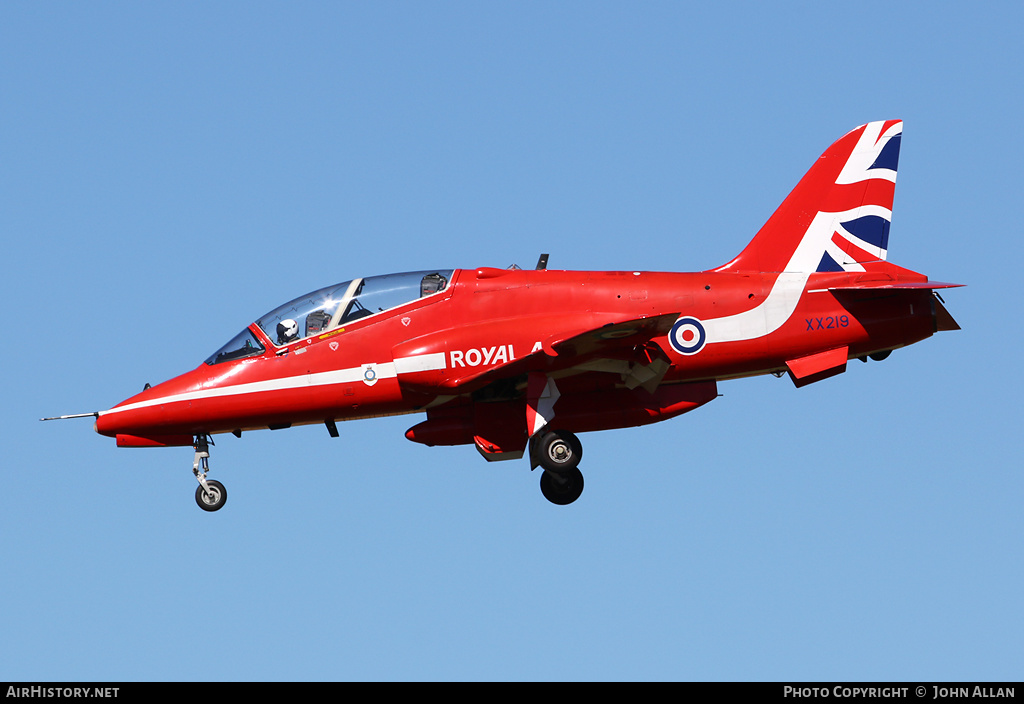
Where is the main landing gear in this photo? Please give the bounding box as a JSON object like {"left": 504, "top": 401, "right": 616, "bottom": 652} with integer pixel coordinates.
{"left": 185, "top": 429, "right": 585, "bottom": 509}
{"left": 531, "top": 429, "right": 585, "bottom": 506}
{"left": 192, "top": 435, "right": 227, "bottom": 512}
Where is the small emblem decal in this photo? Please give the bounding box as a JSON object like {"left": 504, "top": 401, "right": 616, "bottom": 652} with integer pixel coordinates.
{"left": 329, "top": 341, "right": 339, "bottom": 351}
{"left": 401, "top": 317, "right": 412, "bottom": 327}
{"left": 361, "top": 364, "right": 379, "bottom": 386}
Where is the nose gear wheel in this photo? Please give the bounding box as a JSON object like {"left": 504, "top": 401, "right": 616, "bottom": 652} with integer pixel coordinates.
{"left": 195, "top": 480, "right": 227, "bottom": 511}
{"left": 191, "top": 435, "right": 227, "bottom": 512}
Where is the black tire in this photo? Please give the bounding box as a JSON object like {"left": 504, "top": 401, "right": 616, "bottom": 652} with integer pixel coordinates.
{"left": 540, "top": 467, "right": 584, "bottom": 506}
{"left": 536, "top": 430, "right": 582, "bottom": 473}
{"left": 195, "top": 480, "right": 227, "bottom": 512}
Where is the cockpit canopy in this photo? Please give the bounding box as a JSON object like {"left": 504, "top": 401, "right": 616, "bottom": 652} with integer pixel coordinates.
{"left": 205, "top": 270, "right": 453, "bottom": 365}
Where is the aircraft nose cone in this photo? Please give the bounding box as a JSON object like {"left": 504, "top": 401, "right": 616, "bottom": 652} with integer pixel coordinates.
{"left": 94, "top": 406, "right": 128, "bottom": 437}
{"left": 94, "top": 385, "right": 161, "bottom": 438}
{"left": 94, "top": 391, "right": 194, "bottom": 447}
{"left": 94, "top": 365, "right": 216, "bottom": 442}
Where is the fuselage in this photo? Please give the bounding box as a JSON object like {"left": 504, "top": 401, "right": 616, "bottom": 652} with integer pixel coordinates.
{"left": 61, "top": 120, "right": 963, "bottom": 511}
{"left": 94, "top": 265, "right": 940, "bottom": 446}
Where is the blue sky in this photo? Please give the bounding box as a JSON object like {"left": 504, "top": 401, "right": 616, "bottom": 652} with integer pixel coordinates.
{"left": 2, "top": 2, "right": 1021, "bottom": 681}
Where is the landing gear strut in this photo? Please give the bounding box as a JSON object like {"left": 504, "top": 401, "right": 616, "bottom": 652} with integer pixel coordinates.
{"left": 192, "top": 435, "right": 227, "bottom": 512}
{"left": 532, "top": 429, "right": 585, "bottom": 505}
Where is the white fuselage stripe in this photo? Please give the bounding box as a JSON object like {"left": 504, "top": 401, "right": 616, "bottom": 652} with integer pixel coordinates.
{"left": 703, "top": 204, "right": 891, "bottom": 345}
{"left": 394, "top": 352, "right": 447, "bottom": 374}
{"left": 100, "top": 353, "right": 447, "bottom": 416}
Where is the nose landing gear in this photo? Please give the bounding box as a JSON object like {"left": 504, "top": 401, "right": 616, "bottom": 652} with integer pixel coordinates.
{"left": 531, "top": 429, "right": 585, "bottom": 506}
{"left": 192, "top": 435, "right": 227, "bottom": 512}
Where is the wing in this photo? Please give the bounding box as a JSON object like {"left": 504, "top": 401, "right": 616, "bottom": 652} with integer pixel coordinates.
{"left": 392, "top": 312, "right": 681, "bottom": 396}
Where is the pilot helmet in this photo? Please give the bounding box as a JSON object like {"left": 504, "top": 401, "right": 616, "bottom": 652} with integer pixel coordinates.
{"left": 277, "top": 318, "right": 298, "bottom": 342}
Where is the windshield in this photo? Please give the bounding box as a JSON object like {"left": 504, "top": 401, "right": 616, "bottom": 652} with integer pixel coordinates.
{"left": 254, "top": 270, "right": 453, "bottom": 347}
{"left": 204, "top": 327, "right": 265, "bottom": 366}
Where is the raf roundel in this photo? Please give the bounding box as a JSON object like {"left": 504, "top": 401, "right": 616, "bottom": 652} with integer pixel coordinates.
{"left": 669, "top": 316, "right": 707, "bottom": 356}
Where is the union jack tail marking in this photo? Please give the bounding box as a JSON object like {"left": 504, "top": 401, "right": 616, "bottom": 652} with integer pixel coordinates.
{"left": 716, "top": 120, "right": 905, "bottom": 275}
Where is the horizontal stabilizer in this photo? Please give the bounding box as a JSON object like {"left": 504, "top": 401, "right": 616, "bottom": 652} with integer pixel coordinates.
{"left": 815, "top": 280, "right": 964, "bottom": 292}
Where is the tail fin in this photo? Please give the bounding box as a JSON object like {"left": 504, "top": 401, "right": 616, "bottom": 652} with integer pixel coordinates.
{"left": 716, "top": 120, "right": 905, "bottom": 275}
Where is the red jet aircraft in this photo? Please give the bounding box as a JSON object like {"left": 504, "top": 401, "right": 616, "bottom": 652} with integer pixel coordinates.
{"left": 45, "top": 120, "right": 961, "bottom": 511}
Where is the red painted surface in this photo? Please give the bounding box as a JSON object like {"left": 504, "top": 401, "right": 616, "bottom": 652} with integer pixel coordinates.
{"left": 91, "top": 121, "right": 961, "bottom": 472}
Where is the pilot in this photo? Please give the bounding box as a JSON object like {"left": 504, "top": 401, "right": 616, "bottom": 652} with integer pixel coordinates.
{"left": 276, "top": 318, "right": 299, "bottom": 345}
